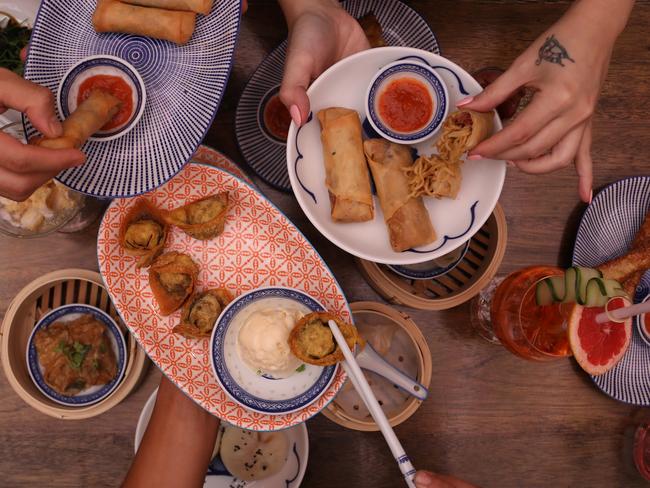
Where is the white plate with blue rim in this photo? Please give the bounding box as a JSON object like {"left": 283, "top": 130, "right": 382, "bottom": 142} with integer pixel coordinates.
{"left": 286, "top": 46, "right": 505, "bottom": 265}
{"left": 26, "top": 303, "right": 127, "bottom": 407}
{"left": 572, "top": 176, "right": 650, "bottom": 405}
{"left": 210, "top": 287, "right": 338, "bottom": 416}
{"left": 134, "top": 389, "right": 309, "bottom": 487}
{"left": 387, "top": 240, "right": 470, "bottom": 280}
{"left": 235, "top": 0, "right": 440, "bottom": 192}
{"left": 22, "top": 0, "right": 240, "bottom": 198}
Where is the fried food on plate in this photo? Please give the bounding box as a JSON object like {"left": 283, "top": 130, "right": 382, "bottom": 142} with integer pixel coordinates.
{"left": 173, "top": 288, "right": 233, "bottom": 338}
{"left": 149, "top": 251, "right": 199, "bottom": 315}
{"left": 119, "top": 198, "right": 168, "bottom": 268}
{"left": 163, "top": 192, "right": 229, "bottom": 240}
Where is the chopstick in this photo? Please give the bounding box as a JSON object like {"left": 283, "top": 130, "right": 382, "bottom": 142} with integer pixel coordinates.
{"left": 595, "top": 300, "right": 650, "bottom": 324}
{"left": 328, "top": 320, "right": 417, "bottom": 488}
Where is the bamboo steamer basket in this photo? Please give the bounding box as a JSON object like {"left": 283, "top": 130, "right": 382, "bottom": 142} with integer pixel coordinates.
{"left": 1, "top": 269, "right": 149, "bottom": 419}
{"left": 321, "top": 301, "right": 432, "bottom": 431}
{"left": 356, "top": 204, "right": 507, "bottom": 310}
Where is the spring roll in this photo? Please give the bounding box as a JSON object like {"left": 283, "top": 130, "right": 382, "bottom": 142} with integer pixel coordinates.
{"left": 437, "top": 109, "right": 494, "bottom": 161}
{"left": 37, "top": 90, "right": 121, "bottom": 149}
{"left": 93, "top": 0, "right": 196, "bottom": 45}
{"left": 317, "top": 107, "right": 374, "bottom": 222}
{"left": 363, "top": 139, "right": 436, "bottom": 252}
{"left": 121, "top": 0, "right": 212, "bottom": 15}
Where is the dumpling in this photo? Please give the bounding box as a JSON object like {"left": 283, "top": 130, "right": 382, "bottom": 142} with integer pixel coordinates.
{"left": 148, "top": 252, "right": 199, "bottom": 316}
{"left": 219, "top": 426, "right": 289, "bottom": 481}
{"left": 119, "top": 199, "right": 168, "bottom": 268}
{"left": 173, "top": 288, "right": 233, "bottom": 338}
{"left": 163, "top": 192, "right": 229, "bottom": 240}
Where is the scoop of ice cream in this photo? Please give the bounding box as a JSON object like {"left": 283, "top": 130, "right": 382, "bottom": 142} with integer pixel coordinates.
{"left": 237, "top": 307, "right": 303, "bottom": 377}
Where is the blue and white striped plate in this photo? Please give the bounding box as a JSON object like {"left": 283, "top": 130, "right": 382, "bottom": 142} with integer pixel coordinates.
{"left": 572, "top": 176, "right": 650, "bottom": 405}
{"left": 235, "top": 0, "right": 440, "bottom": 192}
{"left": 23, "top": 0, "right": 240, "bottom": 197}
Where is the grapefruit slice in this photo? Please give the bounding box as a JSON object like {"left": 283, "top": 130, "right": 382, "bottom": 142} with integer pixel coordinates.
{"left": 568, "top": 297, "right": 632, "bottom": 375}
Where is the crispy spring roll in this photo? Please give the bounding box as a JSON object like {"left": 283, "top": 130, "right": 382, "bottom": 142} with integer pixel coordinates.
{"left": 121, "top": 0, "right": 212, "bottom": 15}
{"left": 437, "top": 109, "right": 494, "bottom": 161}
{"left": 317, "top": 107, "right": 374, "bottom": 222}
{"left": 93, "top": 0, "right": 196, "bottom": 45}
{"left": 37, "top": 90, "right": 121, "bottom": 149}
{"left": 631, "top": 211, "right": 650, "bottom": 251}
{"left": 598, "top": 248, "right": 650, "bottom": 282}
{"left": 363, "top": 139, "right": 436, "bottom": 252}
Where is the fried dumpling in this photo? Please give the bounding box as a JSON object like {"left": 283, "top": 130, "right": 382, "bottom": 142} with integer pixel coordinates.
{"left": 173, "top": 288, "right": 233, "bottom": 338}
{"left": 148, "top": 252, "right": 199, "bottom": 315}
{"left": 119, "top": 199, "right": 168, "bottom": 268}
{"left": 164, "top": 192, "right": 229, "bottom": 240}
{"left": 288, "top": 312, "right": 361, "bottom": 366}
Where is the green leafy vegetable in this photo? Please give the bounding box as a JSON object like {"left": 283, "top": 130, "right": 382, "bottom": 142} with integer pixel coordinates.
{"left": 295, "top": 364, "right": 306, "bottom": 373}
{"left": 55, "top": 340, "right": 91, "bottom": 370}
{"left": 0, "top": 13, "right": 31, "bottom": 76}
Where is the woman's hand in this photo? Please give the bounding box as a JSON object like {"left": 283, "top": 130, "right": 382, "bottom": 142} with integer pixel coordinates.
{"left": 278, "top": 0, "right": 369, "bottom": 126}
{"left": 414, "top": 470, "right": 480, "bottom": 488}
{"left": 0, "top": 68, "right": 85, "bottom": 201}
{"left": 460, "top": 0, "right": 634, "bottom": 203}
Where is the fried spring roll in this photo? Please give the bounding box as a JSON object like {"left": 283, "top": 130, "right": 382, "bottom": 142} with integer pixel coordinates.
{"left": 437, "top": 109, "right": 494, "bottom": 161}
{"left": 37, "top": 89, "right": 121, "bottom": 149}
{"left": 121, "top": 0, "right": 212, "bottom": 15}
{"left": 317, "top": 107, "right": 374, "bottom": 222}
{"left": 631, "top": 212, "right": 650, "bottom": 251}
{"left": 93, "top": 0, "right": 196, "bottom": 45}
{"left": 363, "top": 139, "right": 436, "bottom": 252}
{"left": 598, "top": 248, "right": 650, "bottom": 282}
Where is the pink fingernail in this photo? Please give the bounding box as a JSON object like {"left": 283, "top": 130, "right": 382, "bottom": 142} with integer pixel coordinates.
{"left": 289, "top": 105, "right": 302, "bottom": 127}
{"left": 506, "top": 160, "right": 515, "bottom": 167}
{"left": 588, "top": 189, "right": 593, "bottom": 204}
{"left": 456, "top": 96, "right": 474, "bottom": 107}
{"left": 467, "top": 154, "right": 483, "bottom": 161}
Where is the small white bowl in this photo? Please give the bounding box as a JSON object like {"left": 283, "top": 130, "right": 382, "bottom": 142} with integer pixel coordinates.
{"left": 57, "top": 55, "right": 146, "bottom": 142}
{"left": 637, "top": 294, "right": 650, "bottom": 347}
{"left": 365, "top": 59, "right": 449, "bottom": 144}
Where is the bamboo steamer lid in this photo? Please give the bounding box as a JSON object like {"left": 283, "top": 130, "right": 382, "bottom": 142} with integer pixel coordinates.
{"left": 321, "top": 301, "right": 432, "bottom": 431}
{"left": 356, "top": 204, "right": 507, "bottom": 310}
{"left": 1, "top": 269, "right": 149, "bottom": 420}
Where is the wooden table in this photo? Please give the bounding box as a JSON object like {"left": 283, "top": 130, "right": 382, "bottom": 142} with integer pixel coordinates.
{"left": 1, "top": 1, "right": 649, "bottom": 486}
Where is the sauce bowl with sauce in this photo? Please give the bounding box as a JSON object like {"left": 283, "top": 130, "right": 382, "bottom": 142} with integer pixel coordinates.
{"left": 57, "top": 55, "right": 146, "bottom": 142}
{"left": 366, "top": 60, "right": 448, "bottom": 144}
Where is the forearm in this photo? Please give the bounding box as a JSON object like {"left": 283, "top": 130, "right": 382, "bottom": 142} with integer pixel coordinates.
{"left": 564, "top": 0, "right": 635, "bottom": 41}
{"left": 122, "top": 377, "right": 220, "bottom": 488}
{"left": 278, "top": 0, "right": 339, "bottom": 27}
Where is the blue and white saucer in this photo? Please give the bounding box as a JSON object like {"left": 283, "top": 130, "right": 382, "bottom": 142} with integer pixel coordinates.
{"left": 26, "top": 304, "right": 127, "bottom": 407}
{"left": 573, "top": 176, "right": 650, "bottom": 405}
{"left": 211, "top": 287, "right": 337, "bottom": 415}
{"left": 235, "top": 0, "right": 440, "bottom": 192}
{"left": 23, "top": 0, "right": 240, "bottom": 197}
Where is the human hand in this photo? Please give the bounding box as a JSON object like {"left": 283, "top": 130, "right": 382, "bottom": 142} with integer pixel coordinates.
{"left": 0, "top": 68, "right": 85, "bottom": 201}
{"left": 414, "top": 470, "right": 480, "bottom": 488}
{"left": 278, "top": 0, "right": 370, "bottom": 126}
{"left": 459, "top": 0, "right": 634, "bottom": 203}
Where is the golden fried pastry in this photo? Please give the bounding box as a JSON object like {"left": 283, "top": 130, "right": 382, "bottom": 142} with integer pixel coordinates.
{"left": 148, "top": 252, "right": 199, "bottom": 315}
{"left": 119, "top": 198, "right": 168, "bottom": 268}
{"left": 632, "top": 212, "right": 650, "bottom": 251}
{"left": 173, "top": 288, "right": 233, "bottom": 338}
{"left": 163, "top": 192, "right": 229, "bottom": 240}
{"left": 288, "top": 312, "right": 361, "bottom": 366}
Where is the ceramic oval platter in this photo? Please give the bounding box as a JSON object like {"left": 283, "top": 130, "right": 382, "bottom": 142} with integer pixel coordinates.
{"left": 23, "top": 0, "right": 240, "bottom": 197}
{"left": 286, "top": 46, "right": 506, "bottom": 265}
{"left": 573, "top": 176, "right": 650, "bottom": 405}
{"left": 98, "top": 162, "right": 350, "bottom": 430}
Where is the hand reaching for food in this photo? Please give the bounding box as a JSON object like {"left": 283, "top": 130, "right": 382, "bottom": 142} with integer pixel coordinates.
{"left": 459, "top": 0, "right": 634, "bottom": 203}
{"left": 278, "top": 0, "right": 370, "bottom": 126}
{"left": 0, "top": 68, "right": 85, "bottom": 201}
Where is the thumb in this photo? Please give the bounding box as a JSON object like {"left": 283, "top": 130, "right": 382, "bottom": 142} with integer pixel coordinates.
{"left": 279, "top": 50, "right": 312, "bottom": 127}
{"left": 459, "top": 67, "right": 525, "bottom": 113}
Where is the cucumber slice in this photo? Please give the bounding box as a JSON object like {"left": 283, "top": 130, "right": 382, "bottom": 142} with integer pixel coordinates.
{"left": 584, "top": 278, "right": 628, "bottom": 307}
{"left": 562, "top": 267, "right": 578, "bottom": 304}
{"left": 535, "top": 276, "right": 565, "bottom": 306}
{"left": 575, "top": 267, "right": 603, "bottom": 305}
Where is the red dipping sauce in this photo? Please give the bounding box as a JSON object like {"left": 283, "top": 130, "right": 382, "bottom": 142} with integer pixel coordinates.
{"left": 378, "top": 77, "right": 433, "bottom": 133}
{"left": 77, "top": 75, "right": 133, "bottom": 131}
{"left": 263, "top": 94, "right": 291, "bottom": 140}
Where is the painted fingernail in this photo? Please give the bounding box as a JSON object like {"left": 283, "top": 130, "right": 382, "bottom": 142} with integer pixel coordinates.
{"left": 289, "top": 105, "right": 302, "bottom": 127}
{"left": 414, "top": 472, "right": 434, "bottom": 488}
{"left": 588, "top": 189, "right": 593, "bottom": 204}
{"left": 49, "top": 116, "right": 63, "bottom": 137}
{"left": 506, "top": 160, "right": 515, "bottom": 167}
{"left": 467, "top": 154, "right": 483, "bottom": 161}
{"left": 456, "top": 96, "right": 474, "bottom": 107}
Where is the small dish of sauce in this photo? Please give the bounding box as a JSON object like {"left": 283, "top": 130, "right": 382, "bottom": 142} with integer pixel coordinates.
{"left": 77, "top": 75, "right": 134, "bottom": 132}
{"left": 377, "top": 77, "right": 433, "bottom": 133}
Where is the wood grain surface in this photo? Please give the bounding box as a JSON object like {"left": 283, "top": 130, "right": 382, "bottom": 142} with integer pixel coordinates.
{"left": 1, "top": 1, "right": 649, "bottom": 487}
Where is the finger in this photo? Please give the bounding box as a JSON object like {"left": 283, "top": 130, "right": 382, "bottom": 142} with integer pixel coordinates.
{"left": 0, "top": 166, "right": 60, "bottom": 202}
{"left": 459, "top": 64, "right": 526, "bottom": 112}
{"left": 575, "top": 119, "right": 593, "bottom": 203}
{"left": 0, "top": 132, "right": 85, "bottom": 174}
{"left": 20, "top": 46, "right": 28, "bottom": 62}
{"left": 241, "top": 0, "right": 248, "bottom": 14}
{"left": 0, "top": 70, "right": 62, "bottom": 138}
{"left": 513, "top": 123, "right": 585, "bottom": 174}
{"left": 279, "top": 49, "right": 313, "bottom": 127}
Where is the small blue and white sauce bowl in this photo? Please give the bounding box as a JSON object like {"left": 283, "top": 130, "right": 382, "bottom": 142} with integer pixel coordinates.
{"left": 26, "top": 303, "right": 127, "bottom": 407}
{"left": 366, "top": 59, "right": 449, "bottom": 144}
{"left": 388, "top": 241, "right": 470, "bottom": 280}
{"left": 57, "top": 55, "right": 146, "bottom": 141}
{"left": 210, "top": 287, "right": 338, "bottom": 416}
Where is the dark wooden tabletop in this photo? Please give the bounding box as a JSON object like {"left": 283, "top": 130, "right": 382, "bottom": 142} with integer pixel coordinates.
{"left": 2, "top": 1, "right": 650, "bottom": 487}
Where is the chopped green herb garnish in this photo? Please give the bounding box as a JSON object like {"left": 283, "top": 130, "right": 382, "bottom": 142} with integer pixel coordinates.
{"left": 99, "top": 343, "right": 107, "bottom": 353}
{"left": 56, "top": 340, "right": 91, "bottom": 370}
{"left": 295, "top": 364, "right": 306, "bottom": 373}
{"left": 0, "top": 13, "right": 31, "bottom": 76}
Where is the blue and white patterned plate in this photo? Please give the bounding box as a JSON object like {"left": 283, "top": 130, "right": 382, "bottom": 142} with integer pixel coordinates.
{"left": 211, "top": 287, "right": 338, "bottom": 415}
{"left": 572, "top": 176, "right": 650, "bottom": 405}
{"left": 235, "top": 0, "right": 440, "bottom": 192}
{"left": 26, "top": 304, "right": 127, "bottom": 407}
{"left": 23, "top": 0, "right": 240, "bottom": 197}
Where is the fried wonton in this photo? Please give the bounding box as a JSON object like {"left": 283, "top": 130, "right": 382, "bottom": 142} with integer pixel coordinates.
{"left": 119, "top": 199, "right": 168, "bottom": 268}
{"left": 173, "top": 288, "right": 233, "bottom": 338}
{"left": 163, "top": 192, "right": 229, "bottom": 240}
{"left": 148, "top": 251, "right": 199, "bottom": 316}
{"left": 288, "top": 312, "right": 361, "bottom": 366}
